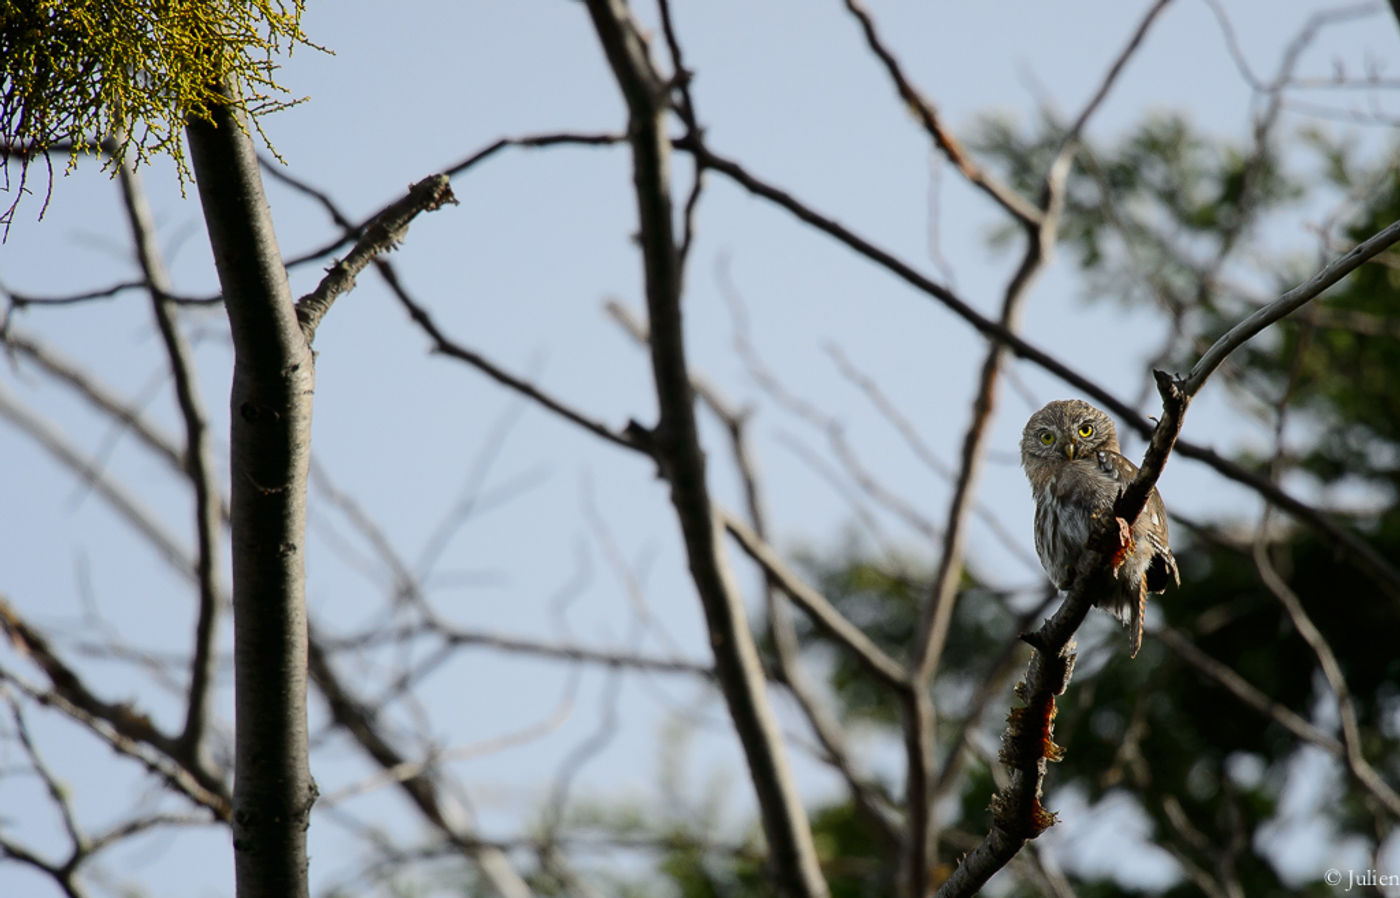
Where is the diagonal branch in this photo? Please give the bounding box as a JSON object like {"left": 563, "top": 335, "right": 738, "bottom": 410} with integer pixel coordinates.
{"left": 1057, "top": 0, "right": 1175, "bottom": 148}
{"left": 1157, "top": 628, "right": 1340, "bottom": 753}
{"left": 391, "top": 273, "right": 642, "bottom": 454}
{"left": 839, "top": 0, "right": 1043, "bottom": 228}
{"left": 294, "top": 174, "right": 458, "bottom": 344}
{"left": 0, "top": 385, "right": 194, "bottom": 580}
{"left": 0, "top": 328, "right": 191, "bottom": 482}
{"left": 902, "top": 146, "right": 1063, "bottom": 898}
{"left": 268, "top": 161, "right": 642, "bottom": 456}
{"left": 1185, "top": 217, "right": 1400, "bottom": 394}
{"left": 263, "top": 133, "right": 623, "bottom": 271}
{"left": 905, "top": 10, "right": 1176, "bottom": 862}
{"left": 721, "top": 512, "right": 908, "bottom": 691}
{"left": 1254, "top": 532, "right": 1400, "bottom": 821}
{"left": 0, "top": 594, "right": 231, "bottom": 818}
{"left": 306, "top": 633, "right": 534, "bottom": 898}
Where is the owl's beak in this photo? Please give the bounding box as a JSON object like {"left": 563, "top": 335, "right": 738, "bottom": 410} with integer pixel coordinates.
{"left": 1064, "top": 439, "right": 1077, "bottom": 460}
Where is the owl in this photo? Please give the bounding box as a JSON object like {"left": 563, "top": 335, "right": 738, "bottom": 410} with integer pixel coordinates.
{"left": 1020, "top": 399, "right": 1178, "bottom": 657}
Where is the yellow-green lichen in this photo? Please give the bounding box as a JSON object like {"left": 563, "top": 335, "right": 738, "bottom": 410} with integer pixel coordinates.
{"left": 1, "top": 0, "right": 314, "bottom": 221}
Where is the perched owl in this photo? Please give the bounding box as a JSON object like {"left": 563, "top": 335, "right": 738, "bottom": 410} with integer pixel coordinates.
{"left": 1020, "top": 399, "right": 1178, "bottom": 657}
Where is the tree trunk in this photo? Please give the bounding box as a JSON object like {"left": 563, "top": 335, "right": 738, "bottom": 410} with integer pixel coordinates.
{"left": 186, "top": 101, "right": 316, "bottom": 898}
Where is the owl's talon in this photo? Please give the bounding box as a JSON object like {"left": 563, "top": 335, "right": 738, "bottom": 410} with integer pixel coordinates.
{"left": 1110, "top": 517, "right": 1134, "bottom": 574}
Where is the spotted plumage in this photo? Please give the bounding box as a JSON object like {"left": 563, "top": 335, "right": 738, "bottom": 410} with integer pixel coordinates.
{"left": 1020, "top": 399, "right": 1178, "bottom": 656}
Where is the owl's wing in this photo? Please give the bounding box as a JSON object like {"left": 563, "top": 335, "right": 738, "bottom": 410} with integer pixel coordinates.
{"left": 1098, "top": 449, "right": 1179, "bottom": 593}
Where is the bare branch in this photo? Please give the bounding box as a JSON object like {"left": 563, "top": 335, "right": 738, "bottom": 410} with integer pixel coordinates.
{"left": 264, "top": 156, "right": 643, "bottom": 456}
{"left": 721, "top": 512, "right": 908, "bottom": 691}
{"left": 607, "top": 298, "right": 901, "bottom": 840}
{"left": 825, "top": 344, "right": 1039, "bottom": 572}
{"left": 114, "top": 152, "right": 224, "bottom": 765}
{"left": 9, "top": 696, "right": 87, "bottom": 853}
{"left": 294, "top": 174, "right": 458, "bottom": 344}
{"left": 1, "top": 327, "right": 187, "bottom": 476}
{"left": 907, "top": 117, "right": 1073, "bottom": 897}
{"left": 1057, "top": 0, "right": 1175, "bottom": 150}
{"left": 442, "top": 626, "right": 712, "bottom": 677}
{"left": 0, "top": 386, "right": 195, "bottom": 580}
{"left": 1254, "top": 525, "right": 1400, "bottom": 819}
{"left": 306, "top": 632, "right": 534, "bottom": 898}
{"left": 1, "top": 279, "right": 150, "bottom": 309}
{"left": 839, "top": 0, "right": 1043, "bottom": 227}
{"left": 1157, "top": 628, "right": 1341, "bottom": 753}
{"left": 0, "top": 594, "right": 231, "bottom": 818}
{"left": 319, "top": 673, "right": 576, "bottom": 809}
{"left": 396, "top": 279, "right": 644, "bottom": 454}
{"left": 930, "top": 590, "right": 1056, "bottom": 804}
{"left": 444, "top": 132, "right": 626, "bottom": 179}
{"left": 582, "top": 1, "right": 828, "bottom": 894}
{"left": 0, "top": 831, "right": 87, "bottom": 898}
{"left": 1184, "top": 217, "right": 1400, "bottom": 394}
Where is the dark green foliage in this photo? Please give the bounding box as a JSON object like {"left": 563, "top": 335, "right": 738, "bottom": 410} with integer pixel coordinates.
{"left": 976, "top": 113, "right": 1302, "bottom": 316}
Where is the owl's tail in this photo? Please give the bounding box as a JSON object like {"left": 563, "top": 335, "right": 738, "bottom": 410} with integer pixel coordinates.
{"left": 1128, "top": 581, "right": 1145, "bottom": 659}
{"left": 1094, "top": 582, "right": 1145, "bottom": 658}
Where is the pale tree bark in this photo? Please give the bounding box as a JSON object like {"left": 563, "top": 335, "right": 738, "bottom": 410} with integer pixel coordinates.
{"left": 185, "top": 99, "right": 317, "bottom": 898}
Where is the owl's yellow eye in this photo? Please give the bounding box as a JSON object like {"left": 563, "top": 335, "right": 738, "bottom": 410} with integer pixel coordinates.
{"left": 1077, "top": 424, "right": 1094, "bottom": 438}
{"left": 1039, "top": 432, "right": 1055, "bottom": 446}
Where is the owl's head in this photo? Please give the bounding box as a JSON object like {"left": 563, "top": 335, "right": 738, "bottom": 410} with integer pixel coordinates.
{"left": 1020, "top": 399, "right": 1121, "bottom": 465}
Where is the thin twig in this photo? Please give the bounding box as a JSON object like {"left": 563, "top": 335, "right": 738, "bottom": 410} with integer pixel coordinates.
{"left": 114, "top": 154, "right": 224, "bottom": 763}
{"left": 908, "top": 123, "right": 1074, "bottom": 897}
{"left": 1, "top": 329, "right": 187, "bottom": 476}
{"left": 1157, "top": 628, "right": 1340, "bottom": 753}
{"left": 825, "top": 344, "right": 1041, "bottom": 572}
{"left": 0, "top": 386, "right": 195, "bottom": 582}
{"left": 392, "top": 274, "right": 642, "bottom": 454}
{"left": 263, "top": 156, "right": 642, "bottom": 456}
{"left": 1057, "top": 0, "right": 1175, "bottom": 151}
